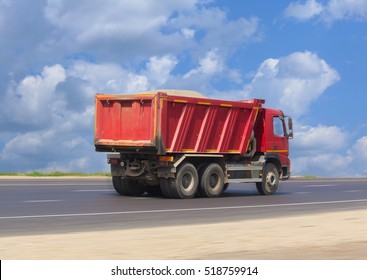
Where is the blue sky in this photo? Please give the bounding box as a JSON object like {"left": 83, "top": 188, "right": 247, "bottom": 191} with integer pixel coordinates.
{"left": 0, "top": 0, "right": 367, "bottom": 177}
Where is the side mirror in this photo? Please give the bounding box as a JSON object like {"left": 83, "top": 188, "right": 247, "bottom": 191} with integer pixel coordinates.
{"left": 287, "top": 117, "right": 293, "bottom": 139}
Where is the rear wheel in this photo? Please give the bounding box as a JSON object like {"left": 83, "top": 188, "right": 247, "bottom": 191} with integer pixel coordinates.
{"left": 256, "top": 163, "right": 279, "bottom": 195}
{"left": 112, "top": 177, "right": 147, "bottom": 196}
{"left": 112, "top": 176, "right": 129, "bottom": 195}
{"left": 161, "top": 162, "right": 199, "bottom": 199}
{"left": 199, "top": 163, "right": 225, "bottom": 198}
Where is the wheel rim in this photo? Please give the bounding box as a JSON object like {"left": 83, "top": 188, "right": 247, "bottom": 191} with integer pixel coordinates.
{"left": 266, "top": 171, "right": 277, "bottom": 191}
{"left": 182, "top": 172, "right": 194, "bottom": 190}
{"left": 209, "top": 173, "right": 219, "bottom": 189}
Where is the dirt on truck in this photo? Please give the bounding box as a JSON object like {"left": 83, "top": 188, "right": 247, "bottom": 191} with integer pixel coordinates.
{"left": 94, "top": 90, "right": 293, "bottom": 199}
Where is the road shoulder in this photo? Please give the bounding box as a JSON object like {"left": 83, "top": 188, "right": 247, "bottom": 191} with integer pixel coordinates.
{"left": 1, "top": 208, "right": 366, "bottom": 259}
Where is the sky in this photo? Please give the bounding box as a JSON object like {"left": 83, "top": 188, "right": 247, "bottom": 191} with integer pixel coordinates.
{"left": 0, "top": 0, "right": 367, "bottom": 177}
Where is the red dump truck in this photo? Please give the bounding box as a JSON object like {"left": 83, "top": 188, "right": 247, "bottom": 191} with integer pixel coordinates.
{"left": 94, "top": 90, "right": 293, "bottom": 199}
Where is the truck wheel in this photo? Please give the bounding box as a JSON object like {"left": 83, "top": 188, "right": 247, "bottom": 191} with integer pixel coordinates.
{"left": 112, "top": 176, "right": 129, "bottom": 195}
{"left": 256, "top": 163, "right": 279, "bottom": 195}
{"left": 168, "top": 162, "right": 199, "bottom": 199}
{"left": 160, "top": 178, "right": 172, "bottom": 198}
{"left": 118, "top": 178, "right": 147, "bottom": 196}
{"left": 199, "top": 163, "right": 225, "bottom": 198}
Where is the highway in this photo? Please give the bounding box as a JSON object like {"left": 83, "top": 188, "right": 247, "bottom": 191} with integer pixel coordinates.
{"left": 1, "top": 177, "right": 367, "bottom": 237}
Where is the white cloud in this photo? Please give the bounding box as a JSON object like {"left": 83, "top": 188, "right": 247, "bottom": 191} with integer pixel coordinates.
{"left": 351, "top": 136, "right": 367, "bottom": 160}
{"left": 245, "top": 51, "right": 340, "bottom": 117}
{"left": 3, "top": 64, "right": 66, "bottom": 127}
{"left": 285, "top": 0, "right": 367, "bottom": 23}
{"left": 144, "top": 55, "right": 178, "bottom": 86}
{"left": 1, "top": 129, "right": 106, "bottom": 172}
{"left": 325, "top": 0, "right": 367, "bottom": 21}
{"left": 181, "top": 28, "right": 195, "bottom": 39}
{"left": 288, "top": 122, "right": 353, "bottom": 176}
{"left": 292, "top": 153, "right": 352, "bottom": 176}
{"left": 169, "top": 8, "right": 260, "bottom": 60}
{"left": 292, "top": 134, "right": 367, "bottom": 177}
{"left": 44, "top": 0, "right": 196, "bottom": 43}
{"left": 293, "top": 124, "right": 348, "bottom": 155}
{"left": 184, "top": 49, "right": 224, "bottom": 78}
{"left": 284, "top": 0, "right": 323, "bottom": 21}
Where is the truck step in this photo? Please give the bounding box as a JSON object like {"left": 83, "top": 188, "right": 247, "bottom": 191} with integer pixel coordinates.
{"left": 227, "top": 178, "right": 262, "bottom": 183}
{"left": 226, "top": 164, "right": 263, "bottom": 171}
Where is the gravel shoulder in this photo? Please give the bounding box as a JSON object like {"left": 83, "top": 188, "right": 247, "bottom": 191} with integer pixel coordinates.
{"left": 1, "top": 208, "right": 366, "bottom": 260}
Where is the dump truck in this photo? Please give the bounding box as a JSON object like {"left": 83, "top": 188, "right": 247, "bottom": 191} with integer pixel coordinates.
{"left": 94, "top": 90, "right": 293, "bottom": 199}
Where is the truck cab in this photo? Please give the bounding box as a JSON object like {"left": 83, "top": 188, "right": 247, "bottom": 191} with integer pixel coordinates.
{"left": 255, "top": 108, "right": 292, "bottom": 180}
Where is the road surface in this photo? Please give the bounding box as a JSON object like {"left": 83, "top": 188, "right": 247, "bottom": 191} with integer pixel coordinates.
{"left": 1, "top": 177, "right": 366, "bottom": 236}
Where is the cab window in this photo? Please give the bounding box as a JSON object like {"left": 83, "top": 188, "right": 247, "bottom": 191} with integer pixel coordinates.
{"left": 273, "top": 117, "right": 285, "bottom": 137}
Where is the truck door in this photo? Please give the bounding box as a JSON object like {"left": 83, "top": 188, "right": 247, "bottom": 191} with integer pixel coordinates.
{"left": 266, "top": 111, "right": 289, "bottom": 166}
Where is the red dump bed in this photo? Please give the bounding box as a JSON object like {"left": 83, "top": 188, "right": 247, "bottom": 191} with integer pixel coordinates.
{"left": 94, "top": 91, "right": 264, "bottom": 155}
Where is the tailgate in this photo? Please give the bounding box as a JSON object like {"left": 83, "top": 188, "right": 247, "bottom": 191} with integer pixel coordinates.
{"left": 94, "top": 94, "right": 158, "bottom": 152}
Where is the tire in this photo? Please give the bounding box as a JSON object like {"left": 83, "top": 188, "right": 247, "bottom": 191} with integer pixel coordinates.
{"left": 160, "top": 178, "right": 173, "bottom": 198}
{"left": 163, "top": 162, "right": 199, "bottom": 199}
{"left": 113, "top": 177, "right": 147, "bottom": 196}
{"left": 256, "top": 163, "right": 279, "bottom": 195}
{"left": 199, "top": 163, "right": 225, "bottom": 198}
{"left": 112, "top": 176, "right": 129, "bottom": 195}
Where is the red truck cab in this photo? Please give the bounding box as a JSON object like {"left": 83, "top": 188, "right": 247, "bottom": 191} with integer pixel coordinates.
{"left": 255, "top": 108, "right": 292, "bottom": 180}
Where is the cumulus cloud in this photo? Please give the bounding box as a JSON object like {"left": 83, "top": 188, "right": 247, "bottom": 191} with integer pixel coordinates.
{"left": 170, "top": 8, "right": 260, "bottom": 59}
{"left": 2, "top": 65, "right": 66, "bottom": 128}
{"left": 284, "top": 0, "right": 323, "bottom": 21}
{"left": 143, "top": 55, "right": 178, "bottom": 86}
{"left": 285, "top": 0, "right": 367, "bottom": 23}
{"left": 43, "top": 0, "right": 194, "bottom": 55}
{"left": 292, "top": 134, "right": 367, "bottom": 177}
{"left": 1, "top": 130, "right": 106, "bottom": 172}
{"left": 351, "top": 136, "right": 367, "bottom": 160}
{"left": 245, "top": 51, "right": 340, "bottom": 117}
{"left": 292, "top": 153, "right": 352, "bottom": 177}
{"left": 293, "top": 124, "right": 348, "bottom": 156}
{"left": 184, "top": 49, "right": 224, "bottom": 78}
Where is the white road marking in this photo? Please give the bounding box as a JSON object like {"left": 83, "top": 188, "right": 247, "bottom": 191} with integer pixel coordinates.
{"left": 344, "top": 190, "right": 364, "bottom": 193}
{"left": 72, "top": 190, "right": 109, "bottom": 192}
{"left": 0, "top": 183, "right": 106, "bottom": 187}
{"left": 1, "top": 198, "right": 367, "bottom": 220}
{"left": 294, "top": 192, "right": 311, "bottom": 195}
{"left": 306, "top": 184, "right": 336, "bottom": 187}
{"left": 22, "top": 200, "right": 62, "bottom": 203}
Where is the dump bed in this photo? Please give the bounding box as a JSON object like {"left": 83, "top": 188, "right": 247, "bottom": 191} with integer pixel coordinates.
{"left": 94, "top": 91, "right": 264, "bottom": 155}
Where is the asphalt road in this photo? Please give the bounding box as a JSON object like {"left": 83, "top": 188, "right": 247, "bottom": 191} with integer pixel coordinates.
{"left": 0, "top": 177, "right": 367, "bottom": 236}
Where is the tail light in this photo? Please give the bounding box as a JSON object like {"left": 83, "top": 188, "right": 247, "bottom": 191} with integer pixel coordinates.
{"left": 108, "top": 158, "right": 120, "bottom": 165}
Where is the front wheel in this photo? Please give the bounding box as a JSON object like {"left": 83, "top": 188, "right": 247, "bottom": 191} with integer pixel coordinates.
{"left": 256, "top": 163, "right": 279, "bottom": 195}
